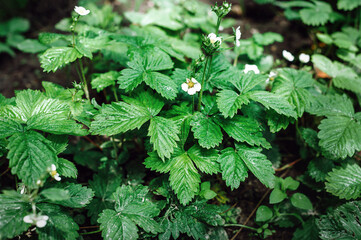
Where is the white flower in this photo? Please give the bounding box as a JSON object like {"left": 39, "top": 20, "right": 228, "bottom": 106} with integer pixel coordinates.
{"left": 208, "top": 33, "right": 222, "bottom": 45}
{"left": 74, "top": 6, "right": 90, "bottom": 16}
{"left": 244, "top": 64, "right": 260, "bottom": 74}
{"left": 181, "top": 78, "right": 201, "bottom": 95}
{"left": 282, "top": 50, "right": 294, "bottom": 62}
{"left": 23, "top": 214, "right": 49, "bottom": 228}
{"left": 47, "top": 164, "right": 61, "bottom": 181}
{"left": 266, "top": 71, "right": 277, "bottom": 84}
{"left": 299, "top": 53, "right": 310, "bottom": 63}
{"left": 235, "top": 26, "right": 241, "bottom": 47}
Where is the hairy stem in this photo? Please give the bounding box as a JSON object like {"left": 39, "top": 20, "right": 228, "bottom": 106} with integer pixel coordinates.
{"left": 197, "top": 56, "right": 210, "bottom": 111}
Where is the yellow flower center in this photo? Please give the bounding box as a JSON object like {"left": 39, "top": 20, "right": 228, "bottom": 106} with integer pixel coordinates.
{"left": 50, "top": 170, "right": 57, "bottom": 177}
{"left": 187, "top": 81, "right": 195, "bottom": 88}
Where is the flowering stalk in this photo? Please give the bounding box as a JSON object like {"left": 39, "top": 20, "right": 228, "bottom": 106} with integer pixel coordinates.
{"left": 197, "top": 56, "right": 210, "bottom": 111}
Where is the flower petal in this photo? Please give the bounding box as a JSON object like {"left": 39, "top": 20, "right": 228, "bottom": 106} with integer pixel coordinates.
{"left": 181, "top": 83, "right": 189, "bottom": 92}
{"left": 188, "top": 88, "right": 197, "bottom": 95}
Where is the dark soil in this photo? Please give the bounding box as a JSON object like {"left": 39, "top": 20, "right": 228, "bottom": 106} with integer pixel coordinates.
{"left": 0, "top": 0, "right": 312, "bottom": 239}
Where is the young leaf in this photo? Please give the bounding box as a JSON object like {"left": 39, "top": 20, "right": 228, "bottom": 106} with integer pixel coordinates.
{"left": 190, "top": 112, "right": 223, "bottom": 149}
{"left": 318, "top": 116, "right": 361, "bottom": 159}
{"left": 40, "top": 47, "right": 82, "bottom": 72}
{"left": 269, "top": 188, "right": 287, "bottom": 204}
{"left": 91, "top": 90, "right": 164, "bottom": 136}
{"left": 325, "top": 164, "right": 361, "bottom": 200}
{"left": 41, "top": 188, "right": 70, "bottom": 201}
{"left": 57, "top": 158, "right": 77, "bottom": 179}
{"left": 236, "top": 144, "right": 275, "bottom": 188}
{"left": 272, "top": 68, "right": 313, "bottom": 117}
{"left": 290, "top": 193, "right": 313, "bottom": 210}
{"left": 91, "top": 71, "right": 120, "bottom": 92}
{"left": 299, "top": 1, "right": 332, "bottom": 26}
{"left": 148, "top": 116, "right": 180, "bottom": 160}
{"left": 37, "top": 203, "right": 79, "bottom": 240}
{"left": 256, "top": 205, "right": 273, "bottom": 222}
{"left": 187, "top": 145, "right": 220, "bottom": 175}
{"left": 217, "top": 147, "right": 248, "bottom": 190}
{"left": 8, "top": 131, "right": 57, "bottom": 188}
{"left": 0, "top": 192, "right": 31, "bottom": 239}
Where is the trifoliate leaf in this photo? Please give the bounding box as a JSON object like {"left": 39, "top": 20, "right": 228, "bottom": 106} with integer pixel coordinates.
{"left": 318, "top": 116, "right": 361, "bottom": 159}
{"left": 91, "top": 71, "right": 120, "bottom": 92}
{"left": 325, "top": 164, "right": 361, "bottom": 199}
{"left": 337, "top": 0, "right": 361, "bottom": 10}
{"left": 216, "top": 89, "right": 249, "bottom": 118}
{"left": 190, "top": 112, "right": 223, "bottom": 149}
{"left": 272, "top": 68, "right": 313, "bottom": 117}
{"left": 118, "top": 50, "right": 177, "bottom": 99}
{"left": 187, "top": 145, "right": 220, "bottom": 175}
{"left": 148, "top": 116, "right": 179, "bottom": 160}
{"left": 40, "top": 47, "right": 82, "bottom": 72}
{"left": 0, "top": 192, "right": 31, "bottom": 239}
{"left": 216, "top": 116, "right": 271, "bottom": 149}
{"left": 37, "top": 203, "right": 79, "bottom": 240}
{"left": 290, "top": 193, "right": 313, "bottom": 210}
{"left": 217, "top": 147, "right": 248, "bottom": 190}
{"left": 56, "top": 158, "right": 77, "bottom": 179}
{"left": 236, "top": 143, "right": 275, "bottom": 188}
{"left": 49, "top": 183, "right": 94, "bottom": 208}
{"left": 299, "top": 1, "right": 332, "bottom": 26}
{"left": 99, "top": 185, "right": 161, "bottom": 240}
{"left": 249, "top": 91, "right": 297, "bottom": 118}
{"left": 170, "top": 153, "right": 201, "bottom": 205}
{"left": 7, "top": 131, "right": 57, "bottom": 188}
{"left": 90, "top": 90, "right": 164, "bottom": 136}
{"left": 318, "top": 201, "right": 361, "bottom": 240}
{"left": 99, "top": 209, "right": 138, "bottom": 240}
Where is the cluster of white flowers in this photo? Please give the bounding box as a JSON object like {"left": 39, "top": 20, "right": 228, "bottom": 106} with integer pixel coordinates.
{"left": 23, "top": 214, "right": 49, "bottom": 228}
{"left": 74, "top": 6, "right": 90, "bottom": 16}
{"left": 47, "top": 164, "right": 61, "bottom": 181}
{"left": 282, "top": 50, "right": 310, "bottom": 63}
{"left": 244, "top": 64, "right": 260, "bottom": 74}
{"left": 181, "top": 78, "right": 201, "bottom": 95}
{"left": 208, "top": 33, "right": 222, "bottom": 45}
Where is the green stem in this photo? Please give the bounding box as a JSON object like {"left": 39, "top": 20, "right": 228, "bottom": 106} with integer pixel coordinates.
{"left": 224, "top": 224, "right": 258, "bottom": 231}
{"left": 233, "top": 53, "right": 239, "bottom": 66}
{"left": 279, "top": 213, "right": 305, "bottom": 226}
{"left": 197, "top": 57, "right": 210, "bottom": 111}
{"left": 78, "top": 60, "right": 90, "bottom": 101}
{"left": 192, "top": 95, "right": 195, "bottom": 113}
{"left": 80, "top": 229, "right": 102, "bottom": 235}
{"left": 112, "top": 86, "right": 119, "bottom": 102}
{"left": 216, "top": 17, "right": 221, "bottom": 35}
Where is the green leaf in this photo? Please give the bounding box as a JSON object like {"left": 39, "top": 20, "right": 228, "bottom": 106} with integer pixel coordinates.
{"left": 57, "top": 158, "right": 77, "bottom": 179}
{"left": 249, "top": 91, "right": 297, "bottom": 118}
{"left": 273, "top": 68, "right": 313, "bottom": 117}
{"left": 269, "top": 188, "right": 287, "bottom": 204}
{"left": 253, "top": 32, "right": 283, "bottom": 46}
{"left": 169, "top": 153, "right": 201, "bottom": 205}
{"left": 148, "top": 116, "right": 180, "bottom": 160}
{"left": 307, "top": 94, "right": 354, "bottom": 118}
{"left": 7, "top": 18, "right": 30, "bottom": 33}
{"left": 284, "top": 177, "right": 300, "bottom": 190}
{"left": 91, "top": 71, "right": 120, "bottom": 92}
{"left": 325, "top": 164, "right": 361, "bottom": 200}
{"left": 99, "top": 185, "right": 161, "bottom": 240}
{"left": 41, "top": 188, "right": 70, "bottom": 201}
{"left": 292, "top": 218, "right": 320, "bottom": 240}
{"left": 37, "top": 203, "right": 79, "bottom": 240}
{"left": 8, "top": 131, "right": 57, "bottom": 187}
{"left": 318, "top": 201, "right": 361, "bottom": 240}
{"left": 318, "top": 116, "right": 361, "bottom": 159}
{"left": 91, "top": 90, "right": 164, "bottom": 136}
{"left": 38, "top": 32, "right": 71, "bottom": 45}
{"left": 231, "top": 72, "right": 268, "bottom": 94}
{"left": 190, "top": 112, "right": 223, "bottom": 149}
{"left": 199, "top": 182, "right": 217, "bottom": 200}
{"left": 290, "top": 193, "right": 313, "bottom": 210}
{"left": 256, "top": 205, "right": 273, "bottom": 222}
{"left": 216, "top": 89, "right": 249, "bottom": 118}
{"left": 144, "top": 72, "right": 178, "bottom": 101}
{"left": 99, "top": 209, "right": 138, "bottom": 240}
{"left": 217, "top": 147, "right": 248, "bottom": 190}
{"left": 337, "top": 0, "right": 361, "bottom": 10}
{"left": 0, "top": 192, "right": 31, "bottom": 239}
{"left": 187, "top": 145, "right": 220, "bottom": 175}
{"left": 236, "top": 144, "right": 275, "bottom": 188}
{"left": 16, "top": 39, "right": 47, "bottom": 53}
{"left": 144, "top": 152, "right": 173, "bottom": 173}
{"left": 49, "top": 183, "right": 94, "bottom": 208}
{"left": 0, "top": 42, "right": 15, "bottom": 56}
{"left": 266, "top": 110, "right": 292, "bottom": 133}
{"left": 216, "top": 116, "right": 270, "bottom": 149}
{"left": 0, "top": 115, "right": 23, "bottom": 138}
{"left": 40, "top": 47, "right": 82, "bottom": 72}
{"left": 299, "top": 1, "right": 332, "bottom": 26}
